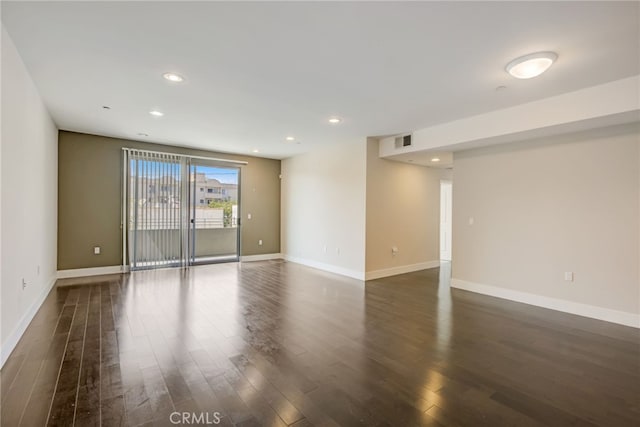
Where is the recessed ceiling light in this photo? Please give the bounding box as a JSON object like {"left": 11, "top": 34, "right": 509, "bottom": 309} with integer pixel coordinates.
{"left": 149, "top": 110, "right": 164, "bottom": 117}
{"left": 285, "top": 136, "right": 295, "bottom": 141}
{"left": 506, "top": 51, "right": 557, "bottom": 79}
{"left": 252, "top": 149, "right": 259, "bottom": 153}
{"left": 328, "top": 117, "right": 342, "bottom": 124}
{"left": 162, "top": 72, "right": 185, "bottom": 82}
{"left": 431, "top": 158, "right": 441, "bottom": 162}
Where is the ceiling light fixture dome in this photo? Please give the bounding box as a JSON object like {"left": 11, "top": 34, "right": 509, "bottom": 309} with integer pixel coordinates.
{"left": 149, "top": 110, "right": 164, "bottom": 117}
{"left": 328, "top": 117, "right": 342, "bottom": 124}
{"left": 505, "top": 51, "right": 557, "bottom": 79}
{"left": 162, "top": 72, "right": 185, "bottom": 82}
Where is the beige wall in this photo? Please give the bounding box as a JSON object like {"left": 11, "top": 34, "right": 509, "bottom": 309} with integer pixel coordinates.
{"left": 281, "top": 140, "right": 367, "bottom": 279}
{"left": 1, "top": 27, "right": 58, "bottom": 365}
{"left": 452, "top": 123, "right": 639, "bottom": 315}
{"left": 365, "top": 138, "right": 441, "bottom": 274}
{"left": 58, "top": 131, "right": 280, "bottom": 270}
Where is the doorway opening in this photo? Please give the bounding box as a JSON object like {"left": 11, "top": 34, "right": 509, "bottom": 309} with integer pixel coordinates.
{"left": 440, "top": 180, "right": 452, "bottom": 261}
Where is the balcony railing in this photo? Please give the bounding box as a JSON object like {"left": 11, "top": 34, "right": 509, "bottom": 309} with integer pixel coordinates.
{"left": 129, "top": 217, "right": 238, "bottom": 230}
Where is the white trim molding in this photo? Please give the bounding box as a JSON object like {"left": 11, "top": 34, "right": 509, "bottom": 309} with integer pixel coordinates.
{"left": 57, "top": 265, "right": 128, "bottom": 279}
{"left": 240, "top": 253, "right": 283, "bottom": 262}
{"left": 451, "top": 278, "right": 640, "bottom": 328}
{"left": 1, "top": 274, "right": 57, "bottom": 368}
{"left": 365, "top": 260, "right": 440, "bottom": 281}
{"left": 283, "top": 255, "right": 365, "bottom": 281}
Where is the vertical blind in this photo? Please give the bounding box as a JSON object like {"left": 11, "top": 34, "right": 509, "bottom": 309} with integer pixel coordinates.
{"left": 124, "top": 149, "right": 188, "bottom": 270}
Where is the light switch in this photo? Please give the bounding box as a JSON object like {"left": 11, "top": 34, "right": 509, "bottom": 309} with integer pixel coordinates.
{"left": 247, "top": 213, "right": 252, "bottom": 220}
{"left": 94, "top": 246, "right": 101, "bottom": 255}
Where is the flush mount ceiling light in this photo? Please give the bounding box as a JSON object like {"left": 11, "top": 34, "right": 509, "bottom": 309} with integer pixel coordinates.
{"left": 162, "top": 72, "right": 185, "bottom": 82}
{"left": 328, "top": 117, "right": 342, "bottom": 124}
{"left": 506, "top": 51, "right": 558, "bottom": 79}
{"left": 431, "top": 157, "right": 441, "bottom": 162}
{"left": 285, "top": 136, "right": 295, "bottom": 141}
{"left": 149, "top": 110, "right": 164, "bottom": 117}
{"left": 252, "top": 149, "right": 259, "bottom": 153}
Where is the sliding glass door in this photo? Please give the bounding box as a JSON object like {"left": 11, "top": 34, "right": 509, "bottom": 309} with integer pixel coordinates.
{"left": 189, "top": 163, "right": 240, "bottom": 264}
{"left": 123, "top": 149, "right": 242, "bottom": 271}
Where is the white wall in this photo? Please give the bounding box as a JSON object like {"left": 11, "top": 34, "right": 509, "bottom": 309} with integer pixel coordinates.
{"left": 452, "top": 123, "right": 639, "bottom": 326}
{"left": 281, "top": 140, "right": 367, "bottom": 279}
{"left": 365, "top": 138, "right": 441, "bottom": 279}
{"left": 1, "top": 27, "right": 58, "bottom": 366}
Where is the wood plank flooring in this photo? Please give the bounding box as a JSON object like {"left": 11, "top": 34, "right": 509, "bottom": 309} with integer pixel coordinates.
{"left": 1, "top": 261, "right": 638, "bottom": 426}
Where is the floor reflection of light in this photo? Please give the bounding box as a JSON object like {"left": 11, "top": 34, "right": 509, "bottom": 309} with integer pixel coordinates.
{"left": 435, "top": 261, "right": 453, "bottom": 359}
{"left": 418, "top": 262, "right": 454, "bottom": 411}
{"left": 191, "top": 264, "right": 240, "bottom": 338}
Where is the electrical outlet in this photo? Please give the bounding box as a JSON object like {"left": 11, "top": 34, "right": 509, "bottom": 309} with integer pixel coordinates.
{"left": 564, "top": 272, "right": 574, "bottom": 282}
{"left": 258, "top": 239, "right": 263, "bottom": 246}
{"left": 336, "top": 247, "right": 340, "bottom": 255}
{"left": 94, "top": 246, "right": 101, "bottom": 255}
{"left": 247, "top": 213, "right": 252, "bottom": 220}
{"left": 391, "top": 246, "right": 399, "bottom": 256}
{"left": 323, "top": 245, "right": 327, "bottom": 253}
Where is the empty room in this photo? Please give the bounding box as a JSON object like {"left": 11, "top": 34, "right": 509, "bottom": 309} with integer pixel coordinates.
{"left": 1, "top": 1, "right": 639, "bottom": 426}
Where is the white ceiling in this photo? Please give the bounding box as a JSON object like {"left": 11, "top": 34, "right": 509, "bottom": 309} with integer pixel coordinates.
{"left": 2, "top": 1, "right": 638, "bottom": 159}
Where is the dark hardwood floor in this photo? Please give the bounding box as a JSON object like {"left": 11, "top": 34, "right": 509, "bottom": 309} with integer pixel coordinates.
{"left": 1, "top": 261, "right": 638, "bottom": 426}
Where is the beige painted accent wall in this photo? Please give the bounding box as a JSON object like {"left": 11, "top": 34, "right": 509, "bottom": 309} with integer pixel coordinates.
{"left": 58, "top": 131, "right": 280, "bottom": 270}
{"left": 365, "top": 138, "right": 441, "bottom": 273}
{"left": 452, "top": 123, "right": 640, "bottom": 314}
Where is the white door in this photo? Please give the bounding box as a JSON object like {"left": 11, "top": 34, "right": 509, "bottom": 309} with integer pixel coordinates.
{"left": 440, "top": 181, "right": 452, "bottom": 261}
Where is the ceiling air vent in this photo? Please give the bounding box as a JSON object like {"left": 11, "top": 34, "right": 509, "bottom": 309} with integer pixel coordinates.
{"left": 394, "top": 134, "right": 412, "bottom": 149}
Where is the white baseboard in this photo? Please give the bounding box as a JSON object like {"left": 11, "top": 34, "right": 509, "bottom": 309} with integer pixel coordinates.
{"left": 240, "top": 253, "right": 283, "bottom": 262}
{"left": 451, "top": 278, "right": 640, "bottom": 328}
{"left": 1, "top": 274, "right": 57, "bottom": 368}
{"left": 365, "top": 260, "right": 440, "bottom": 281}
{"left": 57, "top": 265, "right": 128, "bottom": 279}
{"left": 283, "top": 255, "right": 365, "bottom": 281}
